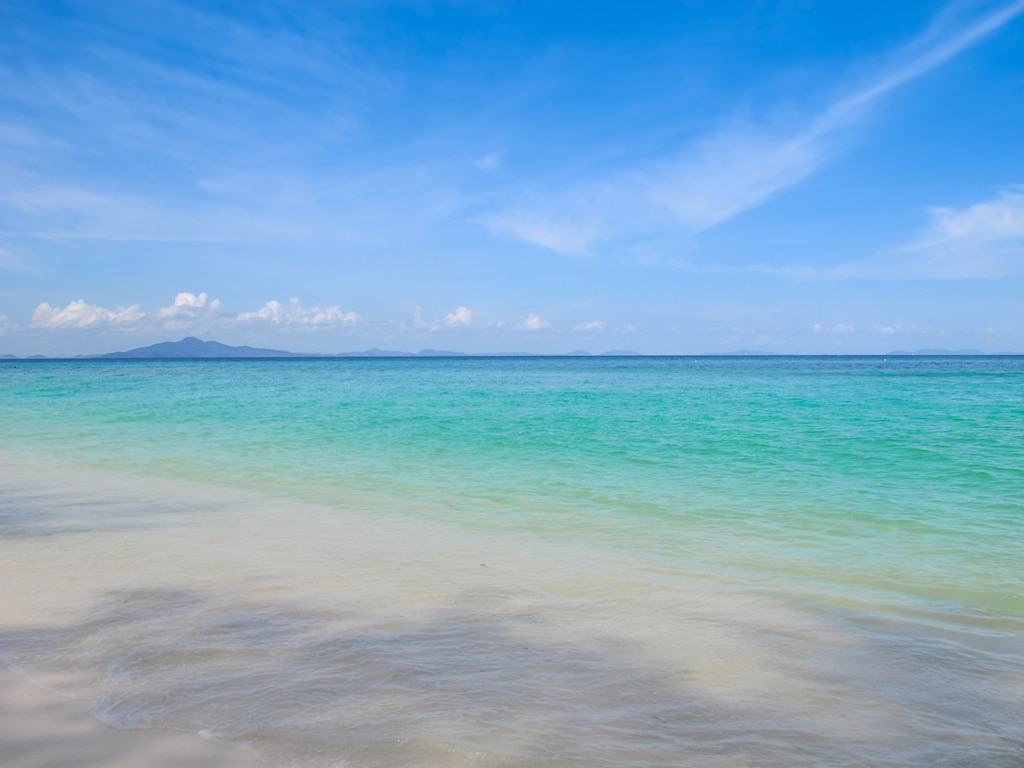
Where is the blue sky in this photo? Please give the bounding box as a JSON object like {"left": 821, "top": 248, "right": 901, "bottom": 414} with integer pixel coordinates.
{"left": 1, "top": 0, "right": 1023, "bottom": 355}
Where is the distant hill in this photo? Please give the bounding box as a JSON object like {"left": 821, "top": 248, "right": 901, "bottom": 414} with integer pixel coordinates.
{"left": 98, "top": 337, "right": 304, "bottom": 359}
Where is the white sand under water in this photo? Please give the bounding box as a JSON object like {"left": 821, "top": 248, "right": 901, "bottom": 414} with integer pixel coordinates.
{"left": 1, "top": 456, "right": 1021, "bottom": 767}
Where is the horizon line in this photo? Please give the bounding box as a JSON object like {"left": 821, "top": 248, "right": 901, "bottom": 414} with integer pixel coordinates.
{"left": 4, "top": 353, "right": 1019, "bottom": 361}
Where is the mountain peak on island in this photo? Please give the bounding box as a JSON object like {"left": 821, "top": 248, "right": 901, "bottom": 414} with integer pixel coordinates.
{"left": 99, "top": 337, "right": 303, "bottom": 359}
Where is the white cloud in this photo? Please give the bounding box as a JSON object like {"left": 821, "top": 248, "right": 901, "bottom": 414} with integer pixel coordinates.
{"left": 521, "top": 312, "right": 550, "bottom": 331}
{"left": 813, "top": 322, "right": 855, "bottom": 333}
{"left": 487, "top": 1, "right": 1024, "bottom": 254}
{"left": 697, "top": 188, "right": 1024, "bottom": 282}
{"left": 925, "top": 190, "right": 1024, "bottom": 242}
{"left": 410, "top": 305, "right": 474, "bottom": 331}
{"left": 833, "top": 189, "right": 1024, "bottom": 280}
{"left": 872, "top": 323, "right": 923, "bottom": 335}
{"left": 157, "top": 291, "right": 221, "bottom": 328}
{"left": 32, "top": 299, "right": 145, "bottom": 330}
{"left": 654, "top": 1, "right": 1024, "bottom": 233}
{"left": 483, "top": 212, "right": 603, "bottom": 256}
{"left": 0, "top": 314, "right": 10, "bottom": 334}
{"left": 898, "top": 189, "right": 1024, "bottom": 277}
{"left": 236, "top": 297, "right": 358, "bottom": 328}
{"left": 444, "top": 305, "right": 473, "bottom": 327}
{"left": 574, "top": 319, "right": 607, "bottom": 332}
{"left": 410, "top": 305, "right": 437, "bottom": 331}
{"left": 649, "top": 129, "right": 826, "bottom": 232}
{"left": 158, "top": 291, "right": 220, "bottom": 317}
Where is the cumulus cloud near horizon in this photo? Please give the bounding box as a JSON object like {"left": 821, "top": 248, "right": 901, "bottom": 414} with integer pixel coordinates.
{"left": 32, "top": 299, "right": 145, "bottom": 330}
{"left": 829, "top": 188, "right": 1024, "bottom": 280}
{"left": 236, "top": 298, "right": 358, "bottom": 329}
{"left": 158, "top": 291, "right": 221, "bottom": 317}
{"left": 157, "top": 291, "right": 222, "bottom": 329}
{"left": 445, "top": 306, "right": 473, "bottom": 327}
{"left": 521, "top": 312, "right": 550, "bottom": 331}
{"left": 26, "top": 293, "right": 358, "bottom": 333}
{"left": 812, "top": 322, "right": 855, "bottom": 334}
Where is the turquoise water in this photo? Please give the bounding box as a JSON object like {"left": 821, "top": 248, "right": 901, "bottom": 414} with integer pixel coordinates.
{"left": 1, "top": 356, "right": 1022, "bottom": 766}
{"left": 2, "top": 356, "right": 1021, "bottom": 607}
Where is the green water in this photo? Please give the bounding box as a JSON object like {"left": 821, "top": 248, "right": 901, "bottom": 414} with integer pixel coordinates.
{"left": 2, "top": 356, "right": 1022, "bottom": 613}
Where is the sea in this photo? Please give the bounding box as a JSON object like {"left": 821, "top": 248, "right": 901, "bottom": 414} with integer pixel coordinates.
{"left": 1, "top": 356, "right": 1021, "bottom": 766}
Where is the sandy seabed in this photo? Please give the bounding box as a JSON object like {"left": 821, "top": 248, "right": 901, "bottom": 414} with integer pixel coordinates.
{"left": 0, "top": 667, "right": 256, "bottom": 768}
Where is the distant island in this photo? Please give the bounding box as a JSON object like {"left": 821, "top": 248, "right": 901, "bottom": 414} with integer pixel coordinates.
{"left": 0, "top": 337, "right": 645, "bottom": 359}
{"left": 97, "top": 338, "right": 478, "bottom": 359}
{"left": 100, "top": 337, "right": 304, "bottom": 359}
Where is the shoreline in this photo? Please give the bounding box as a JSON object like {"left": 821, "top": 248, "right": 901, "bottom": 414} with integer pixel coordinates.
{"left": 1, "top": 447, "right": 1020, "bottom": 766}
{"left": 0, "top": 667, "right": 258, "bottom": 768}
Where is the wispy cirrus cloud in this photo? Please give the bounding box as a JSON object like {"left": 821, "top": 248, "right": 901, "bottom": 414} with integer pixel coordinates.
{"left": 489, "top": 0, "right": 1024, "bottom": 254}
{"left": 829, "top": 188, "right": 1024, "bottom": 280}
{"left": 880, "top": 188, "right": 1024, "bottom": 278}
{"left": 655, "top": 0, "right": 1024, "bottom": 232}
{"left": 0, "top": 3, "right": 461, "bottom": 248}
{"left": 664, "top": 187, "right": 1024, "bottom": 281}
{"left": 923, "top": 189, "right": 1024, "bottom": 242}
{"left": 483, "top": 211, "right": 603, "bottom": 256}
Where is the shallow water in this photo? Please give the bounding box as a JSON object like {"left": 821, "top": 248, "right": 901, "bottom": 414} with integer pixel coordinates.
{"left": 1, "top": 357, "right": 1022, "bottom": 766}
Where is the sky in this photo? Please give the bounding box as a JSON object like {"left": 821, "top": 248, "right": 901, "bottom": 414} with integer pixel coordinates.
{"left": 1, "top": 0, "right": 1023, "bottom": 355}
